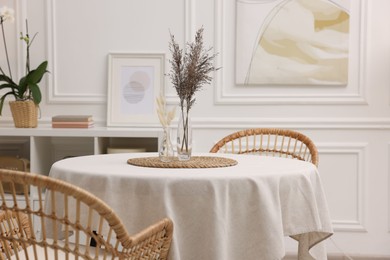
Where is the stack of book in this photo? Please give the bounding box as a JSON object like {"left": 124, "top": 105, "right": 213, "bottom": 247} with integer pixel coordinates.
{"left": 52, "top": 115, "right": 94, "bottom": 128}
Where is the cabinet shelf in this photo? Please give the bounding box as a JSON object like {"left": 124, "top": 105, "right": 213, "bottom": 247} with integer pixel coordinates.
{"left": 0, "top": 125, "right": 160, "bottom": 175}
{"left": 0, "top": 125, "right": 161, "bottom": 239}
{"left": 0, "top": 125, "right": 160, "bottom": 137}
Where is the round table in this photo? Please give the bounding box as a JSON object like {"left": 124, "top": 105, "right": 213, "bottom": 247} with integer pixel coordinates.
{"left": 47, "top": 152, "right": 333, "bottom": 260}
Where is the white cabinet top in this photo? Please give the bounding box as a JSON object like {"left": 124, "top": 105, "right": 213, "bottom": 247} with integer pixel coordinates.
{"left": 0, "top": 125, "right": 160, "bottom": 138}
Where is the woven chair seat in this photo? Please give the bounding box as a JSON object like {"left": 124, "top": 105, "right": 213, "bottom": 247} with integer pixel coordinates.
{"left": 8, "top": 240, "right": 116, "bottom": 260}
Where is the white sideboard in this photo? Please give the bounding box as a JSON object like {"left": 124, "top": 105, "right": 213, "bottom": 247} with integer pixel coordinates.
{"left": 0, "top": 124, "right": 161, "bottom": 238}
{"left": 0, "top": 125, "right": 160, "bottom": 176}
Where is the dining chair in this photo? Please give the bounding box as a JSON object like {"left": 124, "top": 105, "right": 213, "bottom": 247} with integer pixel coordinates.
{"left": 0, "top": 210, "right": 32, "bottom": 260}
{"left": 210, "top": 128, "right": 319, "bottom": 166}
{"left": 0, "top": 169, "right": 173, "bottom": 260}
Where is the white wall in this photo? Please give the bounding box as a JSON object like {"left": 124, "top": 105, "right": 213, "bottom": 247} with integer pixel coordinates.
{"left": 0, "top": 0, "right": 389, "bottom": 257}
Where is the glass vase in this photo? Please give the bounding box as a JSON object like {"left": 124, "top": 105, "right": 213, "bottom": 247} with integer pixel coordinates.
{"left": 177, "top": 104, "right": 192, "bottom": 161}
{"left": 159, "top": 127, "right": 174, "bottom": 162}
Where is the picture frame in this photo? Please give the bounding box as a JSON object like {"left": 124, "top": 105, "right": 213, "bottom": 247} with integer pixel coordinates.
{"left": 213, "top": 0, "right": 364, "bottom": 105}
{"left": 107, "top": 53, "right": 165, "bottom": 127}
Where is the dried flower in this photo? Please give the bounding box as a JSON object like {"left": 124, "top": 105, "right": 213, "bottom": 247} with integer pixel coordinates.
{"left": 168, "top": 27, "right": 219, "bottom": 113}
{"left": 156, "top": 94, "right": 176, "bottom": 128}
{"left": 168, "top": 27, "right": 219, "bottom": 157}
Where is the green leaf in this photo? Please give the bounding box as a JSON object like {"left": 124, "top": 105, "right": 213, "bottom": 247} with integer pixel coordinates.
{"left": 0, "top": 83, "right": 18, "bottom": 91}
{"left": 1, "top": 61, "right": 47, "bottom": 107}
{"left": 18, "top": 75, "right": 27, "bottom": 88}
{"left": 0, "top": 96, "right": 5, "bottom": 116}
{"left": 0, "top": 92, "right": 16, "bottom": 116}
{"left": 29, "top": 83, "right": 42, "bottom": 104}
{"left": 25, "top": 61, "right": 48, "bottom": 84}
{"left": 0, "top": 74, "right": 16, "bottom": 85}
{"left": 17, "top": 76, "right": 28, "bottom": 97}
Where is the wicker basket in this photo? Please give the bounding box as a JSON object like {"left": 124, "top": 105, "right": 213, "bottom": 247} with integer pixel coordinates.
{"left": 9, "top": 100, "right": 38, "bottom": 128}
{"left": 0, "top": 156, "right": 30, "bottom": 194}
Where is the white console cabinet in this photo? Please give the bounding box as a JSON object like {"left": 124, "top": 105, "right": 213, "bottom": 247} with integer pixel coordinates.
{"left": 0, "top": 125, "right": 159, "bottom": 176}
{"left": 0, "top": 125, "right": 160, "bottom": 238}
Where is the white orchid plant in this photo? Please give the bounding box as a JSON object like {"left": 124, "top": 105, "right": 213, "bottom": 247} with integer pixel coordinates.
{"left": 0, "top": 6, "right": 49, "bottom": 115}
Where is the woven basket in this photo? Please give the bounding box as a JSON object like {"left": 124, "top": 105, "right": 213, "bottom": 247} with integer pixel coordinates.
{"left": 9, "top": 100, "right": 38, "bottom": 128}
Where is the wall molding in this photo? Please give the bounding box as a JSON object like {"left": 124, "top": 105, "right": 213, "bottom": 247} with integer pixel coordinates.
{"left": 185, "top": 0, "right": 196, "bottom": 42}
{"left": 42, "top": 0, "right": 369, "bottom": 106}
{"left": 45, "top": 0, "right": 105, "bottom": 104}
{"left": 388, "top": 143, "right": 390, "bottom": 233}
{"left": 3, "top": 116, "right": 390, "bottom": 130}
{"left": 15, "top": 0, "right": 26, "bottom": 79}
{"left": 187, "top": 117, "right": 390, "bottom": 130}
{"left": 213, "top": 0, "right": 368, "bottom": 105}
{"left": 45, "top": 0, "right": 196, "bottom": 104}
{"left": 284, "top": 253, "right": 390, "bottom": 260}
{"left": 318, "top": 143, "right": 367, "bottom": 232}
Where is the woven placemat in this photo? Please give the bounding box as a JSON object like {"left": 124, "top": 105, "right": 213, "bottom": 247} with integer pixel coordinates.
{"left": 127, "top": 156, "right": 238, "bottom": 168}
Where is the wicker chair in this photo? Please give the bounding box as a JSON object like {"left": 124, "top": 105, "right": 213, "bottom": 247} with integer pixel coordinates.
{"left": 0, "top": 210, "right": 32, "bottom": 260}
{"left": 0, "top": 169, "right": 173, "bottom": 260}
{"left": 210, "top": 128, "right": 319, "bottom": 166}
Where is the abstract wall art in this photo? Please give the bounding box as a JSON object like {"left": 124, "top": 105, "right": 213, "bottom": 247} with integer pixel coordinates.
{"left": 236, "top": 0, "right": 350, "bottom": 85}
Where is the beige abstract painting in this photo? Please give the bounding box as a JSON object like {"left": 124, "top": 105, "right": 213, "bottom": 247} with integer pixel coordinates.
{"left": 236, "top": 0, "right": 350, "bottom": 85}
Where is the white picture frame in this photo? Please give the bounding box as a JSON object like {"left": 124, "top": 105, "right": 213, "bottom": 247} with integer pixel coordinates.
{"left": 107, "top": 53, "right": 165, "bottom": 127}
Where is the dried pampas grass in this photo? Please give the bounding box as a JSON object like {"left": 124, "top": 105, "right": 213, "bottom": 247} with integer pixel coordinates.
{"left": 168, "top": 27, "right": 219, "bottom": 112}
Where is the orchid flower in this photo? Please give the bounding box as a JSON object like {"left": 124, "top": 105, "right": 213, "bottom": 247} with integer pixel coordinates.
{"left": 0, "top": 6, "right": 15, "bottom": 23}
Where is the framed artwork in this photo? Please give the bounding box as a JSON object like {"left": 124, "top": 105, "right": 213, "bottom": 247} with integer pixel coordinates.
{"left": 107, "top": 53, "right": 165, "bottom": 127}
{"left": 235, "top": 0, "right": 350, "bottom": 86}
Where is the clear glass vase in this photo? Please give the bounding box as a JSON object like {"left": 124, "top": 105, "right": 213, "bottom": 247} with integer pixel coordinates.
{"left": 177, "top": 104, "right": 192, "bottom": 161}
{"left": 159, "top": 127, "right": 174, "bottom": 162}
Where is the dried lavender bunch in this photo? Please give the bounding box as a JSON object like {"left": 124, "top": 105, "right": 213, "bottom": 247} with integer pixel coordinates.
{"left": 168, "top": 27, "right": 219, "bottom": 112}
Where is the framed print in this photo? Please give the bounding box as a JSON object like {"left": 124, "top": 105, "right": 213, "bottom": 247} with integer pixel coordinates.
{"left": 107, "top": 53, "right": 165, "bottom": 127}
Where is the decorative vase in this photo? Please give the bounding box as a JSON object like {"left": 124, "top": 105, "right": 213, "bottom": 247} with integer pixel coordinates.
{"left": 9, "top": 100, "right": 38, "bottom": 128}
{"left": 177, "top": 103, "right": 192, "bottom": 161}
{"left": 159, "top": 127, "right": 174, "bottom": 162}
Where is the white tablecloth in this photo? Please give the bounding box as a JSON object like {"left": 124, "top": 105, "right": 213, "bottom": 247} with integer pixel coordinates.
{"left": 47, "top": 153, "right": 333, "bottom": 260}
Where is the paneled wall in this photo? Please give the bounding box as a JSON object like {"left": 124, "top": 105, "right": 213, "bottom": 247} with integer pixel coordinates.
{"left": 0, "top": 0, "right": 389, "bottom": 257}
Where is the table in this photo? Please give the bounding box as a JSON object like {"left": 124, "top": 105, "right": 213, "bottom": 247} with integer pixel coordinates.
{"left": 47, "top": 153, "right": 333, "bottom": 260}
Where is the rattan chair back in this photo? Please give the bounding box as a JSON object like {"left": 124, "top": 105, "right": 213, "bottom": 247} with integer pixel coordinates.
{"left": 0, "top": 210, "right": 31, "bottom": 260}
{"left": 0, "top": 169, "right": 173, "bottom": 260}
{"left": 210, "top": 128, "right": 319, "bottom": 166}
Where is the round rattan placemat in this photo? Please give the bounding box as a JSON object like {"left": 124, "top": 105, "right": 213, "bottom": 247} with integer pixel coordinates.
{"left": 127, "top": 156, "right": 238, "bottom": 168}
